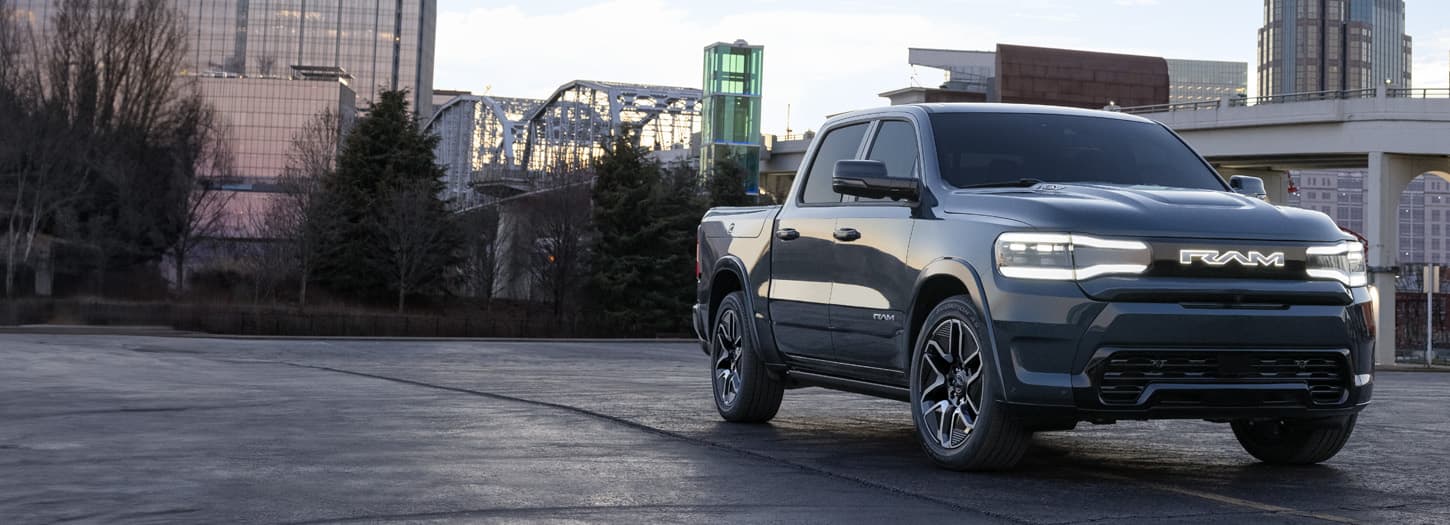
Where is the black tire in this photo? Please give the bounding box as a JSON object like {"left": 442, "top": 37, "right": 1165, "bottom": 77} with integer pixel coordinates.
{"left": 711, "top": 292, "right": 784, "bottom": 423}
{"left": 909, "top": 295, "right": 1029, "bottom": 471}
{"left": 1231, "top": 415, "right": 1357, "bottom": 465}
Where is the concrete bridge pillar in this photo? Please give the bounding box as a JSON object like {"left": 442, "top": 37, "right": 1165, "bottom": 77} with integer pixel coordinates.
{"left": 1365, "top": 153, "right": 1450, "bottom": 365}
{"left": 492, "top": 199, "right": 531, "bottom": 300}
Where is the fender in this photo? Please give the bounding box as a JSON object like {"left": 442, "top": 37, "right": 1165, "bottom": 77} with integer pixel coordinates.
{"left": 907, "top": 257, "right": 1011, "bottom": 402}
{"left": 709, "top": 256, "right": 789, "bottom": 377}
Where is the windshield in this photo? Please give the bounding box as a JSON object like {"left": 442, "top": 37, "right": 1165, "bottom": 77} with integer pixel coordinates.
{"left": 930, "top": 113, "right": 1227, "bottom": 191}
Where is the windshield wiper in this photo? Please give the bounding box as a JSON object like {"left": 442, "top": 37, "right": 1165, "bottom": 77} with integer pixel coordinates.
{"left": 957, "top": 178, "right": 1045, "bottom": 189}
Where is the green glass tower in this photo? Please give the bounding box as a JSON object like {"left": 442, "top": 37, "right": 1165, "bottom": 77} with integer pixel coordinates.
{"left": 701, "top": 40, "right": 764, "bottom": 194}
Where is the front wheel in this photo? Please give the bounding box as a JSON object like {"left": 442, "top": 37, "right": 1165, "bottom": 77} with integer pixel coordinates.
{"left": 1231, "top": 415, "right": 1357, "bottom": 465}
{"left": 909, "top": 295, "right": 1029, "bottom": 471}
{"left": 711, "top": 292, "right": 783, "bottom": 423}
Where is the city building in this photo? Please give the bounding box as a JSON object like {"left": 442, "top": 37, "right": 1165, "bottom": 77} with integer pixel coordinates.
{"left": 199, "top": 74, "right": 357, "bottom": 232}
{"left": 9, "top": 1, "right": 437, "bottom": 236}
{"left": 700, "top": 40, "right": 765, "bottom": 195}
{"left": 1257, "top": 0, "right": 1410, "bottom": 96}
{"left": 11, "top": 1, "right": 436, "bottom": 115}
{"left": 1166, "top": 59, "right": 1248, "bottom": 103}
{"left": 883, "top": 45, "right": 1169, "bottom": 109}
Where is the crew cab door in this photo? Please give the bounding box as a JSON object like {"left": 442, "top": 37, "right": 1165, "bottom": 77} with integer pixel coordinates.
{"left": 768, "top": 122, "right": 869, "bottom": 360}
{"left": 829, "top": 119, "right": 920, "bottom": 374}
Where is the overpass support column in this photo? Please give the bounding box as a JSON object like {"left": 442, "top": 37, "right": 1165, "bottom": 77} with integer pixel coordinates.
{"left": 492, "top": 199, "right": 530, "bottom": 301}
{"left": 1258, "top": 170, "right": 1289, "bottom": 204}
{"left": 1364, "top": 153, "right": 1419, "bottom": 365}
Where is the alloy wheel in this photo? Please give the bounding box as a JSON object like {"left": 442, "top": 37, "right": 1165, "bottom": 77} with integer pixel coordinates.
{"left": 713, "top": 308, "right": 744, "bottom": 407}
{"left": 916, "top": 318, "right": 984, "bottom": 450}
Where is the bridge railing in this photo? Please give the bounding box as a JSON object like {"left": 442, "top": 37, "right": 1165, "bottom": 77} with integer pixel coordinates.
{"left": 1119, "top": 100, "right": 1219, "bottom": 115}
{"left": 1227, "top": 88, "right": 1378, "bottom": 107}
{"left": 1388, "top": 88, "right": 1450, "bottom": 99}
{"left": 1116, "top": 86, "right": 1433, "bottom": 114}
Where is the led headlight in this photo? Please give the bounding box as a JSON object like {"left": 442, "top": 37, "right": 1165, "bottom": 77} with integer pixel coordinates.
{"left": 1306, "top": 241, "right": 1367, "bottom": 287}
{"left": 995, "top": 232, "right": 1151, "bottom": 281}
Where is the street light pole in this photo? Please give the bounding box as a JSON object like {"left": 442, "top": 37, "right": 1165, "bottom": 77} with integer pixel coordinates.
{"left": 1429, "top": 265, "right": 1440, "bottom": 368}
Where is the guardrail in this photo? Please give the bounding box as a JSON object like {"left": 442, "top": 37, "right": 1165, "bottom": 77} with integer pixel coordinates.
{"left": 1119, "top": 100, "right": 1220, "bottom": 115}
{"left": 1117, "top": 86, "right": 1446, "bottom": 114}
{"left": 1388, "top": 88, "right": 1450, "bottom": 99}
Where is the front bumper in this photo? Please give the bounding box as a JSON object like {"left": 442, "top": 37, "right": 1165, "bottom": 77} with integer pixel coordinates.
{"left": 989, "top": 279, "right": 1375, "bottom": 421}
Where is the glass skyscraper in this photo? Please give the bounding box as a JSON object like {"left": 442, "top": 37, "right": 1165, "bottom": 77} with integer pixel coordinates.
{"left": 8, "top": 1, "right": 436, "bottom": 235}
{"left": 9, "top": 1, "right": 436, "bottom": 115}
{"left": 1258, "top": 0, "right": 1410, "bottom": 96}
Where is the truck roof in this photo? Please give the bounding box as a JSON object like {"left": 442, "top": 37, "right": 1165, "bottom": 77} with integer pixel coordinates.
{"left": 829, "top": 103, "right": 1155, "bottom": 125}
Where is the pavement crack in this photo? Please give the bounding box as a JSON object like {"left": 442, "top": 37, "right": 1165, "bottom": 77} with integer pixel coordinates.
{"left": 277, "top": 361, "right": 1033, "bottom": 525}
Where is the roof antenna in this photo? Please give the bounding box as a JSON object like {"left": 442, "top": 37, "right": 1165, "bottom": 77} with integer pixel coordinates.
{"left": 786, "top": 104, "right": 792, "bottom": 135}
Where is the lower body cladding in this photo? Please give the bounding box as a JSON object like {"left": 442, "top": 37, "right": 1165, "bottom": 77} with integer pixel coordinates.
{"left": 990, "top": 280, "right": 1375, "bottom": 425}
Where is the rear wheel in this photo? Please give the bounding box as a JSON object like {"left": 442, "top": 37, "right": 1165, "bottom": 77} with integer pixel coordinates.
{"left": 909, "top": 296, "right": 1029, "bottom": 471}
{"left": 711, "top": 292, "right": 783, "bottom": 423}
{"left": 1231, "top": 415, "right": 1356, "bottom": 465}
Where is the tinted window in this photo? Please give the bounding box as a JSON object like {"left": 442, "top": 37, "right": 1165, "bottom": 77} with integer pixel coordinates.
{"left": 930, "top": 113, "right": 1225, "bottom": 191}
{"left": 800, "top": 123, "right": 868, "bottom": 204}
{"left": 867, "top": 121, "right": 919, "bottom": 179}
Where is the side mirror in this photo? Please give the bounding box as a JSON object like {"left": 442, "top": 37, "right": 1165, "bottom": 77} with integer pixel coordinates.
{"left": 1230, "top": 175, "right": 1268, "bottom": 201}
{"left": 832, "top": 160, "right": 919, "bottom": 201}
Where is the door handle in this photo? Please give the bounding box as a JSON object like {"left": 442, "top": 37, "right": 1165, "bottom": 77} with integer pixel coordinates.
{"left": 775, "top": 228, "right": 800, "bottom": 241}
{"left": 833, "top": 228, "right": 861, "bottom": 242}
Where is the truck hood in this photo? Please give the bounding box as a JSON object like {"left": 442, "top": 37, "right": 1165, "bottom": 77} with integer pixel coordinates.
{"left": 941, "top": 183, "right": 1347, "bottom": 242}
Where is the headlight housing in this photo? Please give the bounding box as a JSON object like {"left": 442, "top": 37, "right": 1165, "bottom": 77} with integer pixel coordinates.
{"left": 1306, "top": 241, "right": 1367, "bottom": 287}
{"left": 995, "top": 232, "right": 1150, "bottom": 281}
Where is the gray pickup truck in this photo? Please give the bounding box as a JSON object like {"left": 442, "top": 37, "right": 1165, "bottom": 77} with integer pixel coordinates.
{"left": 692, "top": 104, "right": 1374, "bottom": 471}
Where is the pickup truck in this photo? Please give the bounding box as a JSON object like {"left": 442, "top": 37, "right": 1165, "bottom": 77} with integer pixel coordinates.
{"left": 692, "top": 104, "right": 1374, "bottom": 471}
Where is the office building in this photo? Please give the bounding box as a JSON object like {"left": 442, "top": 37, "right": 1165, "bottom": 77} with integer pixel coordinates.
{"left": 8, "top": 1, "right": 436, "bottom": 236}
{"left": 884, "top": 45, "right": 1169, "bottom": 109}
{"left": 700, "top": 40, "right": 765, "bottom": 195}
{"left": 1258, "top": 0, "right": 1410, "bottom": 96}
{"left": 10, "top": 1, "right": 435, "bottom": 115}
{"left": 1166, "top": 59, "right": 1248, "bottom": 103}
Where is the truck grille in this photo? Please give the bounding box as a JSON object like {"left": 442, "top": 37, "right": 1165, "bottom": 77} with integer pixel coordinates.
{"left": 1096, "top": 351, "right": 1350, "bottom": 407}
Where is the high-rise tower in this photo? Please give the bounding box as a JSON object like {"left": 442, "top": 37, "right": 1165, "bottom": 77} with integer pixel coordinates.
{"left": 1258, "top": 0, "right": 1410, "bottom": 96}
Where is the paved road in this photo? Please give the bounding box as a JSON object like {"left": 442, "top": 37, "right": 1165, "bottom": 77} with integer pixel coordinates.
{"left": 1, "top": 334, "right": 1448, "bottom": 524}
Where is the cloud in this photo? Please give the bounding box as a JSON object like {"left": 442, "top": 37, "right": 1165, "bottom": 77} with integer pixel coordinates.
{"left": 1114, "top": 0, "right": 1159, "bottom": 6}
{"left": 433, "top": 0, "right": 998, "bottom": 133}
{"left": 1411, "top": 29, "right": 1450, "bottom": 89}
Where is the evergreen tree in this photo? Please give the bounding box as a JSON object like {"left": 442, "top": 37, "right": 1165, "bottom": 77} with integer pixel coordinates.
{"left": 314, "top": 89, "right": 458, "bottom": 302}
{"left": 708, "top": 157, "right": 753, "bottom": 207}
{"left": 589, "top": 132, "right": 706, "bottom": 335}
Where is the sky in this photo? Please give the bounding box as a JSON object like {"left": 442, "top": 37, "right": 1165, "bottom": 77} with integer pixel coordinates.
{"left": 434, "top": 0, "right": 1450, "bottom": 135}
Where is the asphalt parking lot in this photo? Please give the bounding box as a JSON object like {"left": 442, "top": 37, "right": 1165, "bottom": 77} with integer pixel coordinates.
{"left": 2, "top": 333, "right": 1448, "bottom": 524}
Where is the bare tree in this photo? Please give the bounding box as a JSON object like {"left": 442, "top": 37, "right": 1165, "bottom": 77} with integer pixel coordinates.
{"left": 167, "top": 100, "right": 236, "bottom": 293}
{"left": 525, "top": 170, "right": 593, "bottom": 317}
{"left": 45, "top": 0, "right": 188, "bottom": 139}
{"left": 1, "top": 0, "right": 203, "bottom": 297}
{"left": 0, "top": 0, "right": 88, "bottom": 297}
{"left": 370, "top": 181, "right": 457, "bottom": 313}
{"left": 455, "top": 206, "right": 500, "bottom": 299}
{"left": 264, "top": 109, "right": 342, "bottom": 306}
